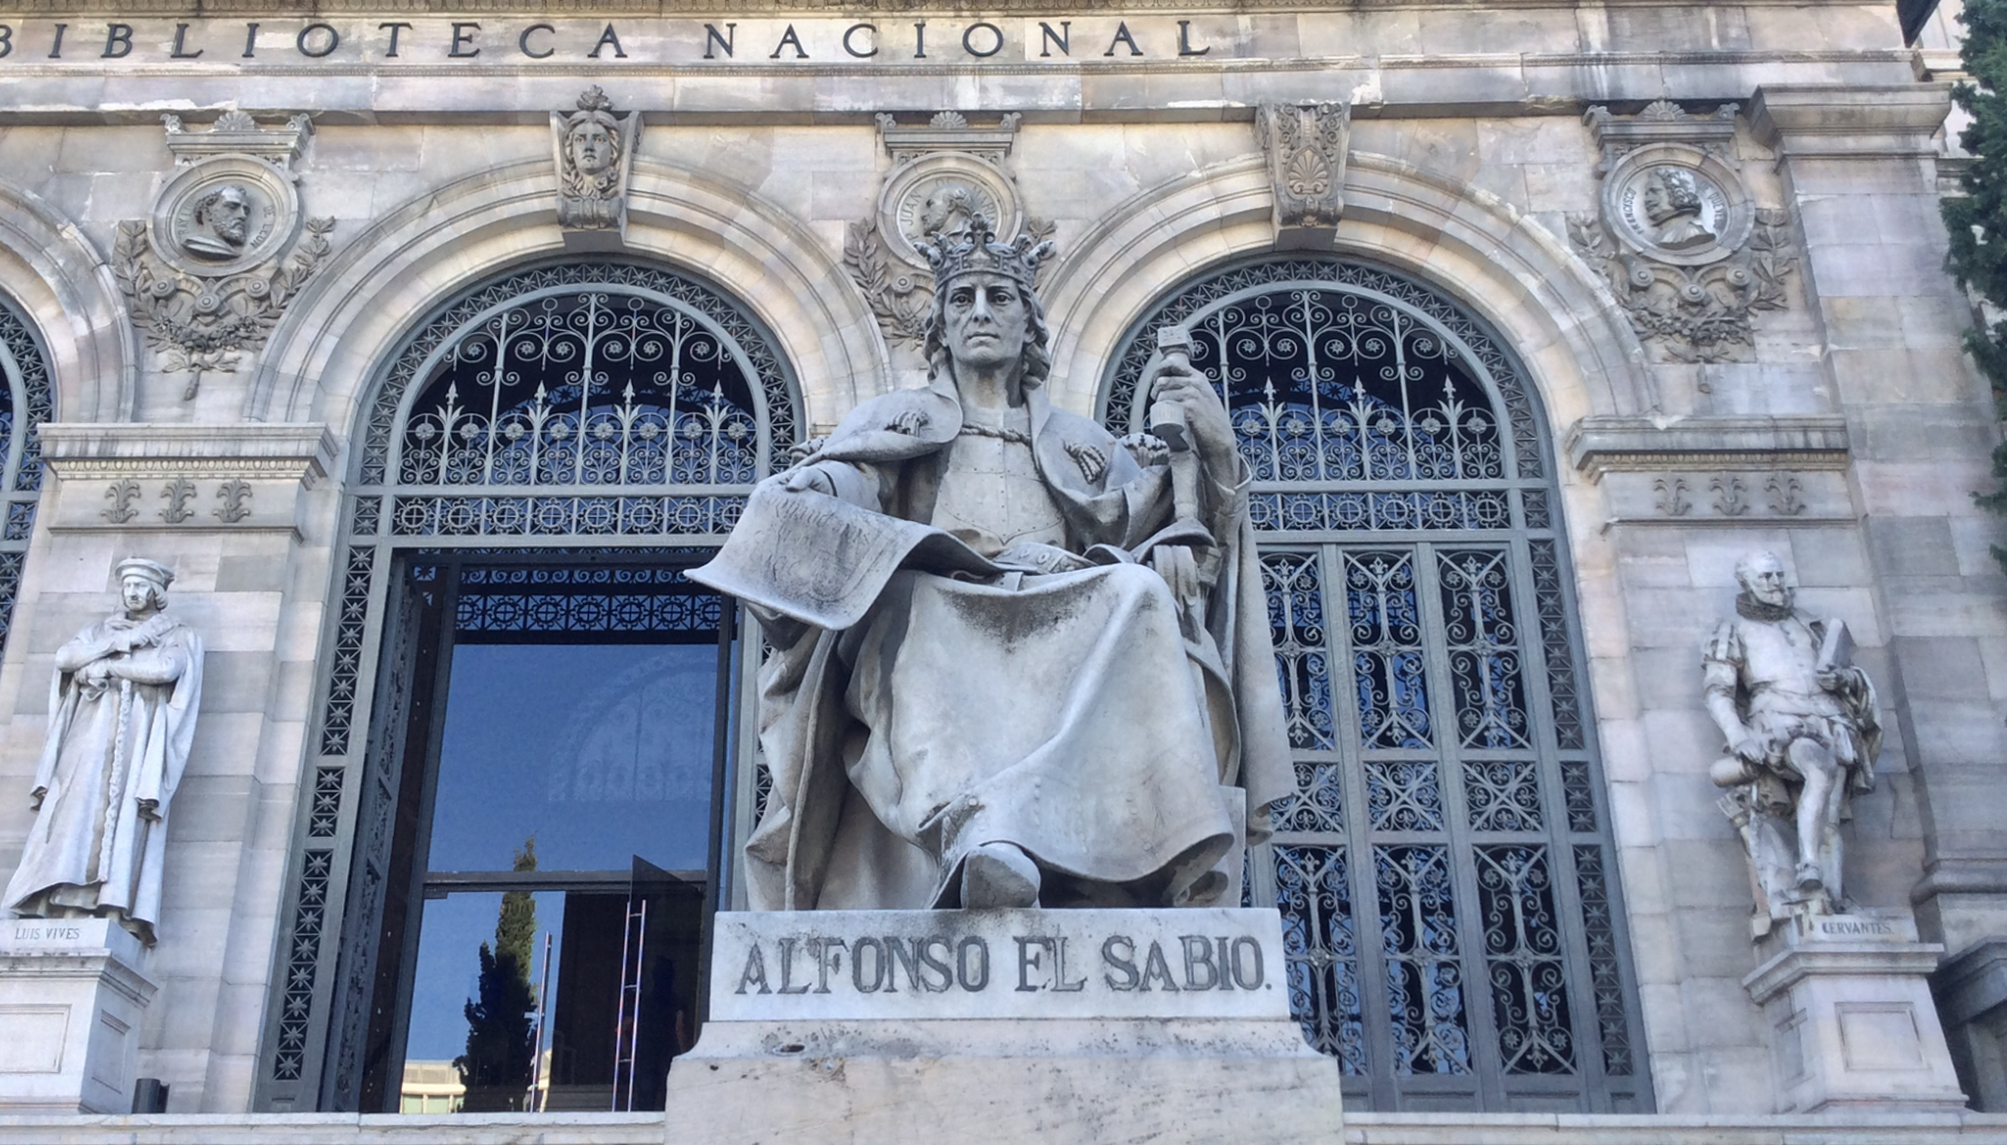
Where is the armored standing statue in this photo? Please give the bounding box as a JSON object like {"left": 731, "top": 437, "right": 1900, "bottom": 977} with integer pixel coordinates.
{"left": 4, "top": 558, "right": 203, "bottom": 945}
{"left": 695, "top": 216, "right": 1291, "bottom": 912}
{"left": 1704, "top": 551, "right": 1879, "bottom": 924}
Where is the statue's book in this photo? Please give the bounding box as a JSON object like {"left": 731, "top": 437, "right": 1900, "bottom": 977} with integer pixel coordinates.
{"left": 690, "top": 482, "right": 998, "bottom": 630}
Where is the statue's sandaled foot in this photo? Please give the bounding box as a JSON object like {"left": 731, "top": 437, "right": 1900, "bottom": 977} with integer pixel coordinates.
{"left": 962, "top": 842, "right": 1041, "bottom": 909}
{"left": 1795, "top": 861, "right": 1824, "bottom": 891}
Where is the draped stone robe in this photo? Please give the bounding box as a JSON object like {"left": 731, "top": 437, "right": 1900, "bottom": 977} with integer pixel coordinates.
{"left": 4, "top": 612, "right": 203, "bottom": 945}
{"left": 733, "top": 376, "right": 1293, "bottom": 911}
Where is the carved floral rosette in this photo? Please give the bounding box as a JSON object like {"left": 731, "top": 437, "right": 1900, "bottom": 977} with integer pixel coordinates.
{"left": 1568, "top": 106, "right": 1798, "bottom": 364}
{"left": 114, "top": 120, "right": 334, "bottom": 390}
{"left": 845, "top": 112, "right": 1053, "bottom": 349}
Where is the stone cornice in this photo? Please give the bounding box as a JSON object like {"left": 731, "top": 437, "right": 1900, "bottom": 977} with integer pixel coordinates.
{"left": 40, "top": 422, "right": 336, "bottom": 486}
{"left": 1748, "top": 83, "right": 1953, "bottom": 157}
{"left": 0, "top": 0, "right": 1937, "bottom": 11}
{"left": 1565, "top": 414, "right": 1852, "bottom": 476}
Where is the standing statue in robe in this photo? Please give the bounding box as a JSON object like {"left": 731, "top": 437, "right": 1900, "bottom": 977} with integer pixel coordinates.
{"left": 695, "top": 217, "right": 1292, "bottom": 911}
{"left": 1705, "top": 550, "right": 1879, "bottom": 925}
{"left": 5, "top": 558, "right": 203, "bottom": 945}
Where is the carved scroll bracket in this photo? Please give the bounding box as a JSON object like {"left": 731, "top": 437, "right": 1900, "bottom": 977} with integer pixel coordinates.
{"left": 1255, "top": 101, "right": 1351, "bottom": 250}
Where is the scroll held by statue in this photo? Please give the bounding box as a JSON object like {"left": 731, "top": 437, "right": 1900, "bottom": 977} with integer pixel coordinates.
{"left": 690, "top": 480, "right": 999, "bottom": 630}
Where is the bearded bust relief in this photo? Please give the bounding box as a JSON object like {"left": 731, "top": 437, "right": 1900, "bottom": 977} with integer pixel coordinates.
{"left": 181, "top": 183, "right": 253, "bottom": 259}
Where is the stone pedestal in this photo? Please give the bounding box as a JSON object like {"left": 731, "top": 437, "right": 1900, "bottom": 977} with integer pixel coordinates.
{"left": 664, "top": 907, "right": 1342, "bottom": 1144}
{"left": 1742, "top": 912, "right": 1966, "bottom": 1113}
{"left": 0, "top": 917, "right": 157, "bottom": 1114}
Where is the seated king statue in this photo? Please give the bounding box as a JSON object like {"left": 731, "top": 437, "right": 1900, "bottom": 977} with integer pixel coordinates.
{"left": 694, "top": 217, "right": 1292, "bottom": 911}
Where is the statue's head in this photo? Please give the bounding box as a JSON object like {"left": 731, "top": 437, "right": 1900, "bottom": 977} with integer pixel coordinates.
{"left": 1734, "top": 550, "right": 1791, "bottom": 610}
{"left": 564, "top": 87, "right": 622, "bottom": 180}
{"left": 918, "top": 214, "right": 1054, "bottom": 388}
{"left": 1642, "top": 167, "right": 1703, "bottom": 227}
{"left": 115, "top": 557, "right": 175, "bottom": 616}
{"left": 192, "top": 184, "right": 251, "bottom": 246}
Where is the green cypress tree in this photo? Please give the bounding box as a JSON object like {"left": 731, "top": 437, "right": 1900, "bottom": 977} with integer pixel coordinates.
{"left": 1944, "top": 0, "right": 2007, "bottom": 567}
{"left": 454, "top": 839, "right": 538, "bottom": 1109}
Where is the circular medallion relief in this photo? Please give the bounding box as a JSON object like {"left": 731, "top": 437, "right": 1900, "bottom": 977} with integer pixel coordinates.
{"left": 149, "top": 155, "right": 301, "bottom": 277}
{"left": 876, "top": 154, "right": 1022, "bottom": 270}
{"left": 1601, "top": 145, "right": 1752, "bottom": 267}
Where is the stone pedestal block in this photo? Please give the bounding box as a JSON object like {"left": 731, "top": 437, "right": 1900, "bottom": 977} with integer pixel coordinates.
{"left": 1743, "top": 912, "right": 1966, "bottom": 1113}
{"left": 0, "top": 918, "right": 157, "bottom": 1114}
{"left": 663, "top": 907, "right": 1342, "bottom": 1144}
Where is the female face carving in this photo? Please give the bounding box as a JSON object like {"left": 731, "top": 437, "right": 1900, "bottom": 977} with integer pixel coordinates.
{"left": 569, "top": 121, "right": 616, "bottom": 176}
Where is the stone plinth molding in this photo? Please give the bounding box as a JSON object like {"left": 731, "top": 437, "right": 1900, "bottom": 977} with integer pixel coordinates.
{"left": 1743, "top": 917, "right": 1966, "bottom": 1113}
{"left": 670, "top": 907, "right": 1343, "bottom": 1144}
{"left": 0, "top": 918, "right": 158, "bottom": 1115}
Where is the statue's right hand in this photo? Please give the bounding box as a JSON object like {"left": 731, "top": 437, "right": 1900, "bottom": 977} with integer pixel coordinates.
{"left": 78, "top": 661, "right": 113, "bottom": 687}
{"left": 781, "top": 467, "right": 835, "bottom": 496}
{"left": 1732, "top": 736, "right": 1767, "bottom": 764}
{"left": 29, "top": 786, "right": 45, "bottom": 811}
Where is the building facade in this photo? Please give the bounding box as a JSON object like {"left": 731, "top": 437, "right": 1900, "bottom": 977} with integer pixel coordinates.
{"left": 0, "top": 1, "right": 2006, "bottom": 1138}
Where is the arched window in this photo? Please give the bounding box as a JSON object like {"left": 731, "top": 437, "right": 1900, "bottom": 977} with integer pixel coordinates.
{"left": 1103, "top": 257, "right": 1650, "bottom": 1113}
{"left": 259, "top": 262, "right": 798, "bottom": 1113}
{"left": 0, "top": 298, "right": 51, "bottom": 654}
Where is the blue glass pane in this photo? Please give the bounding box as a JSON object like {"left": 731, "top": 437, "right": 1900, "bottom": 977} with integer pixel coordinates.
{"left": 427, "top": 643, "right": 717, "bottom": 873}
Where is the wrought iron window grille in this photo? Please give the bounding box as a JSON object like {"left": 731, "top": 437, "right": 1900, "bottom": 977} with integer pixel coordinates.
{"left": 1101, "top": 255, "right": 1651, "bottom": 1114}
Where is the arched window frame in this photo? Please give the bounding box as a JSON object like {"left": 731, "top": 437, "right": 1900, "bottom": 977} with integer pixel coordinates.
{"left": 1100, "top": 255, "right": 1652, "bottom": 1114}
{"left": 0, "top": 297, "right": 52, "bottom": 655}
{"left": 255, "top": 260, "right": 799, "bottom": 1111}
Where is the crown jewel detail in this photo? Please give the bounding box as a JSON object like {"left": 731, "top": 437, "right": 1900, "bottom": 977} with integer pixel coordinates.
{"left": 916, "top": 214, "right": 1051, "bottom": 292}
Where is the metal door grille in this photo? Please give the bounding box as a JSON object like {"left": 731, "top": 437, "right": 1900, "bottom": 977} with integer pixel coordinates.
{"left": 254, "top": 259, "right": 798, "bottom": 1110}
{"left": 0, "top": 298, "right": 50, "bottom": 656}
{"left": 1102, "top": 256, "right": 1649, "bottom": 1113}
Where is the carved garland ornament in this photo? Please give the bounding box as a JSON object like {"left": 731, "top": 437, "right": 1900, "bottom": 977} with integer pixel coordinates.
{"left": 114, "top": 113, "right": 333, "bottom": 396}
{"left": 1567, "top": 102, "right": 1797, "bottom": 364}
{"left": 844, "top": 112, "right": 1053, "bottom": 349}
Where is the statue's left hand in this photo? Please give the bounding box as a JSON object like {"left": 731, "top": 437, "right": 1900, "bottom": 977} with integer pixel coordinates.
{"left": 1147, "top": 362, "right": 1235, "bottom": 473}
{"left": 28, "top": 785, "right": 45, "bottom": 811}
{"left": 137, "top": 798, "right": 160, "bottom": 822}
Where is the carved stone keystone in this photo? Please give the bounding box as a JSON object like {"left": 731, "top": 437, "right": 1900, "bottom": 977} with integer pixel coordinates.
{"left": 1255, "top": 101, "right": 1351, "bottom": 249}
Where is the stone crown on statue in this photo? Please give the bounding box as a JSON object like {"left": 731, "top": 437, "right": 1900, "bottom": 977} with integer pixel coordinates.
{"left": 916, "top": 212, "right": 1051, "bottom": 291}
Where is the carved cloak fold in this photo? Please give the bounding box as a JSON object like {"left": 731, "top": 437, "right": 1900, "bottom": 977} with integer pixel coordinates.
{"left": 720, "top": 377, "right": 1293, "bottom": 911}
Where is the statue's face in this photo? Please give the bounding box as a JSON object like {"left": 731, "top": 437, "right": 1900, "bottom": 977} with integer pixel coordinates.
{"left": 1739, "top": 555, "right": 1791, "bottom": 608}
{"left": 941, "top": 272, "right": 1028, "bottom": 373}
{"left": 208, "top": 187, "right": 250, "bottom": 244}
{"left": 120, "top": 575, "right": 159, "bottom": 615}
{"left": 569, "top": 122, "right": 615, "bottom": 176}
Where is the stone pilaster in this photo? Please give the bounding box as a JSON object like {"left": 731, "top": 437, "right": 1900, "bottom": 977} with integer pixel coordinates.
{"left": 1749, "top": 86, "right": 2007, "bottom": 959}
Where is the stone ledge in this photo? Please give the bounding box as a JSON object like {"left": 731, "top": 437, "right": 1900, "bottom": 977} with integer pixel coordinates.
{"left": 1743, "top": 939, "right": 1948, "bottom": 1003}
{"left": 1935, "top": 936, "right": 2007, "bottom": 1027}
{"left": 40, "top": 423, "right": 337, "bottom": 487}
{"left": 1564, "top": 414, "right": 1852, "bottom": 476}
{"left": 1749, "top": 84, "right": 1954, "bottom": 157}
{"left": 6, "top": 1111, "right": 2007, "bottom": 1144}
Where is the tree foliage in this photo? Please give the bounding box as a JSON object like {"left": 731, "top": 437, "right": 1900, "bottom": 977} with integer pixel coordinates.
{"left": 1945, "top": 0, "right": 2007, "bottom": 563}
{"left": 454, "top": 838, "right": 538, "bottom": 1107}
